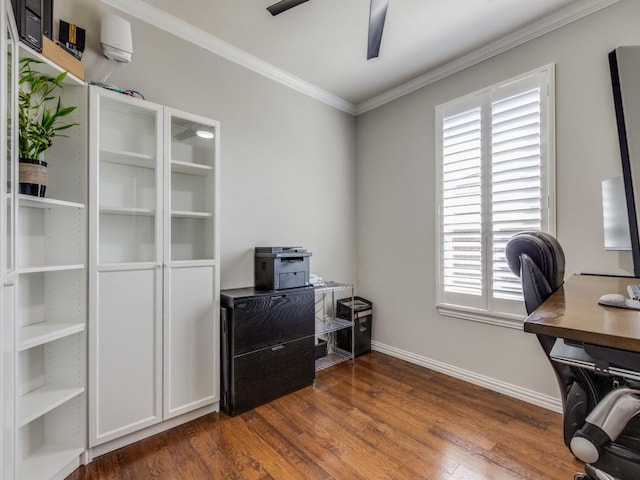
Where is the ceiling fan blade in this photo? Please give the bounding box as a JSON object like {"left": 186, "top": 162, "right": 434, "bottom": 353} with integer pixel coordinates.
{"left": 367, "top": 0, "right": 389, "bottom": 60}
{"left": 267, "top": 0, "right": 309, "bottom": 16}
{"left": 174, "top": 129, "right": 195, "bottom": 141}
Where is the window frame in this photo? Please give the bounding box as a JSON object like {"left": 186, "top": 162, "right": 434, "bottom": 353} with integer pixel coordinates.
{"left": 434, "top": 64, "right": 556, "bottom": 328}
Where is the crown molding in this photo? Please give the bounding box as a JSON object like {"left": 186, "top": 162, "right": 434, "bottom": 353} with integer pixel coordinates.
{"left": 355, "top": 0, "right": 621, "bottom": 115}
{"left": 101, "top": 0, "right": 619, "bottom": 117}
{"left": 99, "top": 0, "right": 357, "bottom": 115}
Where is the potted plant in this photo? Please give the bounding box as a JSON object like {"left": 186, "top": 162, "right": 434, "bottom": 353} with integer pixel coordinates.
{"left": 18, "top": 57, "right": 78, "bottom": 197}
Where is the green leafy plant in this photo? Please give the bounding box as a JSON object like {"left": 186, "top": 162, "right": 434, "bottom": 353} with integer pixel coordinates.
{"left": 18, "top": 57, "right": 78, "bottom": 160}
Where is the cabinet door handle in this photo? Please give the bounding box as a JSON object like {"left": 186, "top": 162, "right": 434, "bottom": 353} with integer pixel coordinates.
{"left": 271, "top": 344, "right": 285, "bottom": 352}
{"left": 270, "top": 295, "right": 285, "bottom": 300}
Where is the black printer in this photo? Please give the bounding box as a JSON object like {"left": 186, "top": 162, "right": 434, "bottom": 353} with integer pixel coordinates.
{"left": 254, "top": 247, "right": 311, "bottom": 290}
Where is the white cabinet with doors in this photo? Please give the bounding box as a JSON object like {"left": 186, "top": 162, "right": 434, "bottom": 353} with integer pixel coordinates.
{"left": 89, "top": 86, "right": 220, "bottom": 448}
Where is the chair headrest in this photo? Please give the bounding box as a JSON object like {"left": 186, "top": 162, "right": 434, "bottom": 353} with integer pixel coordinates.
{"left": 505, "top": 231, "right": 565, "bottom": 291}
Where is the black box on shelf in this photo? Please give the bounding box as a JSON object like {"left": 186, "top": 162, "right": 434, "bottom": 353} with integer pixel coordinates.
{"left": 12, "top": 0, "right": 54, "bottom": 51}
{"left": 314, "top": 338, "right": 327, "bottom": 359}
{"left": 336, "top": 296, "right": 372, "bottom": 357}
{"left": 254, "top": 246, "right": 311, "bottom": 290}
{"left": 58, "top": 19, "right": 85, "bottom": 59}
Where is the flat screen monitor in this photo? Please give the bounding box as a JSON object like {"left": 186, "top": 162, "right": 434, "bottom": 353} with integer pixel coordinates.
{"left": 602, "top": 176, "right": 632, "bottom": 251}
{"left": 609, "top": 46, "right": 640, "bottom": 277}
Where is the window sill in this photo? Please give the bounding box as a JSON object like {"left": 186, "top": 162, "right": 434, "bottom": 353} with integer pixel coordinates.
{"left": 436, "top": 304, "right": 525, "bottom": 330}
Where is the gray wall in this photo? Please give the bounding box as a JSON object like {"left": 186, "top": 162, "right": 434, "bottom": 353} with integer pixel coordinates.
{"left": 356, "top": 0, "right": 640, "bottom": 400}
{"left": 55, "top": 0, "right": 357, "bottom": 290}
{"left": 55, "top": 0, "right": 640, "bottom": 404}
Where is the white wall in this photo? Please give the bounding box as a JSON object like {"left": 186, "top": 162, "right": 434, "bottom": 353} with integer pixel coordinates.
{"left": 356, "top": 0, "right": 640, "bottom": 402}
{"left": 55, "top": 0, "right": 357, "bottom": 290}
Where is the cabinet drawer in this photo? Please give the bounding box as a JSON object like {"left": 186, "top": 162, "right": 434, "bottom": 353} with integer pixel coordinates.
{"left": 229, "top": 290, "right": 314, "bottom": 354}
{"left": 224, "top": 336, "right": 314, "bottom": 416}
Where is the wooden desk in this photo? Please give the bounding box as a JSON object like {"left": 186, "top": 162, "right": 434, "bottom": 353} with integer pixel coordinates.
{"left": 524, "top": 274, "right": 640, "bottom": 353}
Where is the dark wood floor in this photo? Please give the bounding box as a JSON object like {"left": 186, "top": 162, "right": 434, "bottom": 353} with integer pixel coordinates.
{"left": 67, "top": 352, "right": 583, "bottom": 479}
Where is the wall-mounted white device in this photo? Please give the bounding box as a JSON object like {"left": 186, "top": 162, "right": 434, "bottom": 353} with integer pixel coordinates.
{"left": 100, "top": 13, "right": 133, "bottom": 63}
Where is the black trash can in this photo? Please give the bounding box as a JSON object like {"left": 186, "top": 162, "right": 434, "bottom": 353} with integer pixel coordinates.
{"left": 336, "top": 296, "right": 372, "bottom": 357}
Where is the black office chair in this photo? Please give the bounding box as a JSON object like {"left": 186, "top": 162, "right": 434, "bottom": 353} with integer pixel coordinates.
{"left": 505, "top": 231, "right": 640, "bottom": 480}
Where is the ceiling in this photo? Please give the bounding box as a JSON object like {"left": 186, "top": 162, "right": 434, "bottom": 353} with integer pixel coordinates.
{"left": 139, "top": 0, "right": 615, "bottom": 109}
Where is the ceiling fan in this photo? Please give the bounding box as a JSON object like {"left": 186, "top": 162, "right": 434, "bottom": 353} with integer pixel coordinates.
{"left": 266, "top": 0, "right": 389, "bottom": 60}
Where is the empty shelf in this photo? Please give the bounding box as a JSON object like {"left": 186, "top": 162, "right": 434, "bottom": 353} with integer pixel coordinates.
{"left": 18, "top": 386, "right": 84, "bottom": 427}
{"left": 18, "top": 444, "right": 84, "bottom": 480}
{"left": 315, "top": 348, "right": 352, "bottom": 371}
{"left": 171, "top": 210, "right": 213, "bottom": 218}
{"left": 100, "top": 149, "right": 155, "bottom": 168}
{"left": 100, "top": 206, "right": 155, "bottom": 216}
{"left": 18, "top": 322, "right": 85, "bottom": 351}
{"left": 18, "top": 264, "right": 85, "bottom": 274}
{"left": 171, "top": 160, "right": 213, "bottom": 176}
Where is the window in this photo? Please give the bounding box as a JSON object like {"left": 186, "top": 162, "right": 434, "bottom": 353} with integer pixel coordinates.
{"left": 435, "top": 66, "right": 555, "bottom": 325}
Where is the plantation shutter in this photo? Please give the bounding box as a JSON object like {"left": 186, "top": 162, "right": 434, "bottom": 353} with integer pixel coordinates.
{"left": 441, "top": 105, "right": 483, "bottom": 297}
{"left": 436, "top": 66, "right": 553, "bottom": 321}
{"left": 491, "top": 87, "right": 543, "bottom": 301}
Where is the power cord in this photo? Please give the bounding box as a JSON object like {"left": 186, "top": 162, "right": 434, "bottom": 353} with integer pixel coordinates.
{"left": 88, "top": 81, "right": 145, "bottom": 100}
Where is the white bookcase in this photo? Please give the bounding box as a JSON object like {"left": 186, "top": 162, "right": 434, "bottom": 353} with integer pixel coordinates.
{"left": 89, "top": 87, "right": 220, "bottom": 448}
{"left": 9, "top": 40, "right": 87, "bottom": 480}
{"left": 1, "top": 2, "right": 16, "bottom": 478}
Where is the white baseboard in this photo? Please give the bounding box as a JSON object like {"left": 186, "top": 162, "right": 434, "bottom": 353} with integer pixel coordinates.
{"left": 371, "top": 341, "right": 562, "bottom": 413}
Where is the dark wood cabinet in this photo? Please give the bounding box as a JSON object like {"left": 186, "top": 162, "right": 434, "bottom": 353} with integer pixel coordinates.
{"left": 220, "top": 287, "right": 315, "bottom": 416}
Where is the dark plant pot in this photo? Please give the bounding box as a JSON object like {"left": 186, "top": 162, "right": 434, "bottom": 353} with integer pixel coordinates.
{"left": 19, "top": 158, "right": 47, "bottom": 197}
